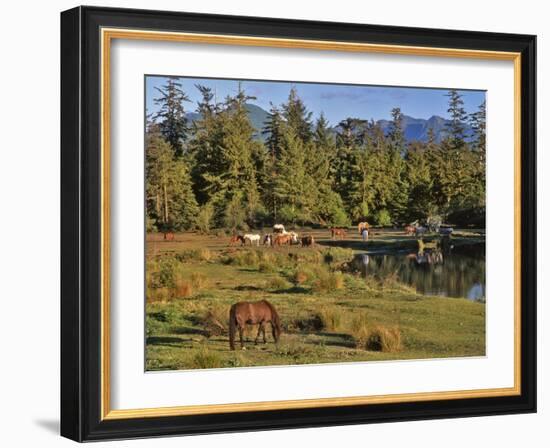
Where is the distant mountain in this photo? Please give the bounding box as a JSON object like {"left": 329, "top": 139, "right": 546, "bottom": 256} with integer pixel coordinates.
{"left": 377, "top": 114, "right": 472, "bottom": 143}
{"left": 185, "top": 104, "right": 269, "bottom": 139}
{"left": 244, "top": 104, "right": 270, "bottom": 139}
{"left": 186, "top": 105, "right": 472, "bottom": 144}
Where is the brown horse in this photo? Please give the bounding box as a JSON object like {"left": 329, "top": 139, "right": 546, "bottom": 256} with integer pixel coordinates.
{"left": 330, "top": 227, "right": 346, "bottom": 239}
{"left": 229, "top": 235, "right": 245, "bottom": 246}
{"left": 404, "top": 225, "right": 416, "bottom": 236}
{"left": 163, "top": 231, "right": 175, "bottom": 241}
{"left": 273, "top": 234, "right": 292, "bottom": 246}
{"left": 301, "top": 235, "right": 315, "bottom": 247}
{"left": 229, "top": 300, "right": 282, "bottom": 350}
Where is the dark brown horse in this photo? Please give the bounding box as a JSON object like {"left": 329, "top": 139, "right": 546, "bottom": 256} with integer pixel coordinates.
{"left": 229, "top": 300, "right": 282, "bottom": 350}
{"left": 300, "top": 235, "right": 315, "bottom": 247}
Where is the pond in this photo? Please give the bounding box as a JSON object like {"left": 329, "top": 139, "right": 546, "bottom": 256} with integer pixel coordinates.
{"left": 351, "top": 243, "right": 485, "bottom": 300}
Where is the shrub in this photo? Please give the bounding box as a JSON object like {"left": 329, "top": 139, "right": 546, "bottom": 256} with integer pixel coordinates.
{"left": 191, "top": 348, "right": 223, "bottom": 369}
{"left": 190, "top": 272, "right": 208, "bottom": 289}
{"left": 225, "top": 250, "right": 259, "bottom": 267}
{"left": 374, "top": 209, "right": 392, "bottom": 227}
{"left": 365, "top": 325, "right": 402, "bottom": 352}
{"left": 196, "top": 203, "right": 214, "bottom": 234}
{"left": 293, "top": 270, "right": 309, "bottom": 285}
{"left": 174, "top": 280, "right": 193, "bottom": 298}
{"left": 199, "top": 304, "right": 228, "bottom": 336}
{"left": 258, "top": 261, "right": 276, "bottom": 273}
{"left": 149, "top": 256, "right": 180, "bottom": 289}
{"left": 176, "top": 249, "right": 212, "bottom": 263}
{"left": 317, "top": 306, "right": 343, "bottom": 332}
{"left": 265, "top": 276, "right": 290, "bottom": 290}
{"left": 291, "top": 265, "right": 316, "bottom": 285}
{"left": 312, "top": 270, "right": 344, "bottom": 293}
{"left": 146, "top": 287, "right": 172, "bottom": 303}
{"left": 349, "top": 312, "right": 370, "bottom": 346}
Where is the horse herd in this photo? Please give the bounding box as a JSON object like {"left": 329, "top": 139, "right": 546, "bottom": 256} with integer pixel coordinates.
{"left": 161, "top": 220, "right": 452, "bottom": 244}
{"left": 230, "top": 226, "right": 316, "bottom": 248}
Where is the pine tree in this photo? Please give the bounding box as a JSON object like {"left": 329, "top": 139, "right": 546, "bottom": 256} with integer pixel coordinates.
{"left": 262, "top": 103, "right": 285, "bottom": 160}
{"left": 282, "top": 87, "right": 313, "bottom": 143}
{"left": 445, "top": 89, "right": 468, "bottom": 149}
{"left": 274, "top": 128, "right": 317, "bottom": 225}
{"left": 193, "top": 85, "right": 264, "bottom": 228}
{"left": 153, "top": 78, "right": 191, "bottom": 157}
{"left": 469, "top": 100, "right": 486, "bottom": 152}
{"left": 404, "top": 142, "right": 436, "bottom": 221}
{"left": 388, "top": 107, "right": 406, "bottom": 153}
{"left": 145, "top": 134, "right": 198, "bottom": 231}
{"left": 188, "top": 85, "right": 226, "bottom": 205}
{"left": 314, "top": 113, "right": 334, "bottom": 148}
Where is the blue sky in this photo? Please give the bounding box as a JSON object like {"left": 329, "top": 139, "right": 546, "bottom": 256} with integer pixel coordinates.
{"left": 145, "top": 75, "right": 485, "bottom": 125}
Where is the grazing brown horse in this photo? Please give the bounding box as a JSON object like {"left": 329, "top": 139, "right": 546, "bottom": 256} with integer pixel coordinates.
{"left": 404, "top": 225, "right": 416, "bottom": 236}
{"left": 229, "top": 235, "right": 244, "bottom": 246}
{"left": 163, "top": 231, "right": 175, "bottom": 241}
{"left": 330, "top": 227, "right": 346, "bottom": 239}
{"left": 273, "top": 234, "right": 292, "bottom": 246}
{"left": 301, "top": 235, "right": 315, "bottom": 247}
{"left": 229, "top": 300, "right": 282, "bottom": 350}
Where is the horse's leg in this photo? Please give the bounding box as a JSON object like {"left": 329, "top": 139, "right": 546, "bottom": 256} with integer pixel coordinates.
{"left": 238, "top": 325, "right": 245, "bottom": 349}
{"left": 262, "top": 324, "right": 267, "bottom": 344}
{"left": 255, "top": 323, "right": 264, "bottom": 345}
{"left": 271, "top": 322, "right": 278, "bottom": 343}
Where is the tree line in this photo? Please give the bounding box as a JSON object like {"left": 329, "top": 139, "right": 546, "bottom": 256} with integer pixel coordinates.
{"left": 146, "top": 79, "right": 486, "bottom": 233}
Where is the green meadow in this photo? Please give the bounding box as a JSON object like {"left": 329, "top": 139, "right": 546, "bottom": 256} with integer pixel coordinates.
{"left": 145, "top": 229, "right": 485, "bottom": 371}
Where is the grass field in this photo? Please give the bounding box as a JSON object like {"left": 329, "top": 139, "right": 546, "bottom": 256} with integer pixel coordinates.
{"left": 145, "top": 228, "right": 485, "bottom": 371}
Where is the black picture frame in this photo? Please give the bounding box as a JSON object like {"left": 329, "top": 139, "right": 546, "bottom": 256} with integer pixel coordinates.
{"left": 61, "top": 5, "right": 536, "bottom": 442}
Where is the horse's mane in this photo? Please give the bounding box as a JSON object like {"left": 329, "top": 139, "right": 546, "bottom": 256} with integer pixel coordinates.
{"left": 262, "top": 300, "right": 281, "bottom": 330}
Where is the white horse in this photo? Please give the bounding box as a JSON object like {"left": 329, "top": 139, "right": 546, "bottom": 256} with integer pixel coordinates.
{"left": 288, "top": 231, "right": 299, "bottom": 244}
{"left": 243, "top": 234, "right": 261, "bottom": 246}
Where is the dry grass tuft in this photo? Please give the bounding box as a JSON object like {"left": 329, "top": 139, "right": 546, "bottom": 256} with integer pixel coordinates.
{"left": 317, "top": 306, "right": 343, "bottom": 332}
{"left": 365, "top": 325, "right": 402, "bottom": 352}
{"left": 199, "top": 304, "right": 228, "bottom": 336}
{"left": 265, "top": 276, "right": 290, "bottom": 290}
{"left": 175, "top": 280, "right": 193, "bottom": 298}
{"left": 190, "top": 348, "right": 223, "bottom": 369}
{"left": 349, "top": 311, "right": 370, "bottom": 346}
{"left": 190, "top": 272, "right": 208, "bottom": 289}
{"left": 312, "top": 270, "right": 344, "bottom": 293}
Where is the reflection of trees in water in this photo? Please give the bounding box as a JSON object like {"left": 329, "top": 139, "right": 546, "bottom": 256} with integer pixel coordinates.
{"left": 355, "top": 244, "right": 485, "bottom": 299}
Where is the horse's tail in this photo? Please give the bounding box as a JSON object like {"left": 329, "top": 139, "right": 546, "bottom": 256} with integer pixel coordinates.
{"left": 229, "top": 304, "right": 237, "bottom": 350}
{"left": 265, "top": 300, "right": 282, "bottom": 342}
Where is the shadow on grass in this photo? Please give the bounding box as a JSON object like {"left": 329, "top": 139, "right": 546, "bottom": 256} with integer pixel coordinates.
{"left": 172, "top": 326, "right": 210, "bottom": 336}
{"left": 146, "top": 336, "right": 189, "bottom": 346}
{"left": 272, "top": 285, "right": 310, "bottom": 294}
{"left": 234, "top": 285, "right": 263, "bottom": 291}
{"left": 314, "top": 332, "right": 357, "bottom": 348}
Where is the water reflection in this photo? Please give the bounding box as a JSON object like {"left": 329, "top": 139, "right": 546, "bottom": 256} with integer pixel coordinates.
{"left": 351, "top": 242, "right": 485, "bottom": 300}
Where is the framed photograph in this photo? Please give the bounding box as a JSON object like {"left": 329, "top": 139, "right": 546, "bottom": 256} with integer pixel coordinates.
{"left": 61, "top": 6, "right": 536, "bottom": 441}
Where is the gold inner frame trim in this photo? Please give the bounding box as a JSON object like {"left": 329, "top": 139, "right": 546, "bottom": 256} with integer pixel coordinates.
{"left": 100, "top": 27, "right": 522, "bottom": 420}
